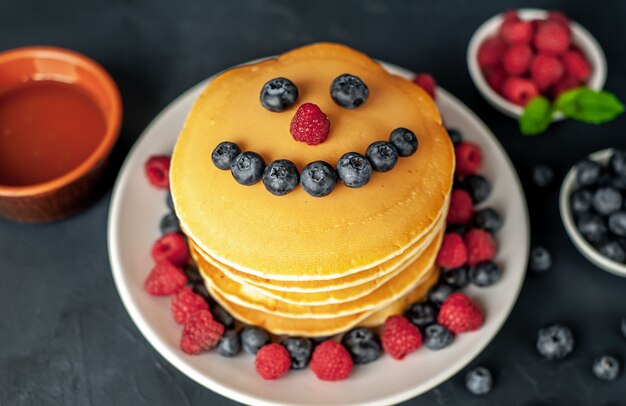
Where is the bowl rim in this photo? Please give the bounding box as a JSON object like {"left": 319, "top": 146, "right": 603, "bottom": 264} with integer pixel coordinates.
{"left": 0, "top": 46, "right": 122, "bottom": 197}
{"left": 559, "top": 148, "right": 626, "bottom": 277}
{"left": 467, "top": 8, "right": 607, "bottom": 119}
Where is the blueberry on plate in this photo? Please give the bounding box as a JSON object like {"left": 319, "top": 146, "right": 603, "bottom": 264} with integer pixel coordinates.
{"left": 532, "top": 164, "right": 555, "bottom": 188}
{"left": 599, "top": 240, "right": 626, "bottom": 263}
{"left": 262, "top": 159, "right": 299, "bottom": 196}
{"left": 183, "top": 264, "right": 203, "bottom": 287}
{"left": 341, "top": 327, "right": 382, "bottom": 364}
{"left": 446, "top": 128, "right": 463, "bottom": 145}
{"left": 212, "top": 141, "right": 241, "bottom": 170}
{"left": 389, "top": 127, "right": 418, "bottom": 157}
{"left": 462, "top": 174, "right": 491, "bottom": 204}
{"left": 428, "top": 283, "right": 456, "bottom": 307}
{"left": 592, "top": 186, "right": 622, "bottom": 216}
{"left": 536, "top": 324, "right": 574, "bottom": 360}
{"left": 592, "top": 355, "right": 620, "bottom": 380}
{"left": 300, "top": 161, "right": 337, "bottom": 197}
{"left": 576, "top": 159, "right": 603, "bottom": 187}
{"left": 465, "top": 366, "right": 493, "bottom": 395}
{"left": 336, "top": 152, "right": 372, "bottom": 188}
{"left": 330, "top": 74, "right": 369, "bottom": 108}
{"left": 529, "top": 246, "right": 552, "bottom": 273}
{"left": 260, "top": 77, "right": 298, "bottom": 112}
{"left": 404, "top": 301, "right": 437, "bottom": 328}
{"left": 366, "top": 141, "right": 398, "bottom": 172}
{"left": 217, "top": 330, "right": 241, "bottom": 357}
{"left": 424, "top": 324, "right": 454, "bottom": 350}
{"left": 469, "top": 261, "right": 502, "bottom": 287}
{"left": 159, "top": 212, "right": 181, "bottom": 235}
{"left": 610, "top": 150, "right": 626, "bottom": 178}
{"left": 473, "top": 208, "right": 503, "bottom": 233}
{"left": 211, "top": 303, "right": 235, "bottom": 330}
{"left": 570, "top": 189, "right": 593, "bottom": 216}
{"left": 240, "top": 326, "right": 270, "bottom": 355}
{"left": 231, "top": 151, "right": 265, "bottom": 185}
{"left": 281, "top": 337, "right": 313, "bottom": 369}
{"left": 165, "top": 190, "right": 175, "bottom": 212}
{"left": 577, "top": 213, "right": 608, "bottom": 244}
{"left": 442, "top": 266, "right": 470, "bottom": 288}
{"left": 446, "top": 223, "right": 468, "bottom": 236}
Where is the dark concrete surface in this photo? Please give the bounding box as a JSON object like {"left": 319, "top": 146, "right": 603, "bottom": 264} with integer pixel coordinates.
{"left": 1, "top": 1, "right": 625, "bottom": 405}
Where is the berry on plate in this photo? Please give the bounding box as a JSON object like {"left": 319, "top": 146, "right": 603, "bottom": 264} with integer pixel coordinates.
{"left": 562, "top": 49, "right": 590, "bottom": 81}
{"left": 231, "top": 151, "right": 266, "bottom": 185}
{"left": 473, "top": 208, "right": 503, "bottom": 233}
{"left": 144, "top": 155, "right": 171, "bottom": 189}
{"left": 502, "top": 77, "right": 539, "bottom": 106}
{"left": 389, "top": 127, "right": 418, "bottom": 157}
{"left": 211, "top": 141, "right": 241, "bottom": 170}
{"left": 404, "top": 301, "right": 438, "bottom": 328}
{"left": 534, "top": 20, "right": 571, "bottom": 55}
{"left": 300, "top": 161, "right": 337, "bottom": 197}
{"left": 151, "top": 232, "right": 190, "bottom": 267}
{"left": 503, "top": 44, "right": 533, "bottom": 75}
{"left": 262, "top": 159, "right": 300, "bottom": 196}
{"left": 477, "top": 37, "right": 507, "bottom": 69}
{"left": 260, "top": 77, "right": 298, "bottom": 112}
{"left": 412, "top": 73, "right": 436, "bottom": 99}
{"left": 336, "top": 152, "right": 372, "bottom": 188}
{"left": 462, "top": 174, "right": 492, "bottom": 204}
{"left": 217, "top": 330, "right": 241, "bottom": 357}
{"left": 424, "top": 324, "right": 455, "bottom": 350}
{"left": 341, "top": 327, "right": 382, "bottom": 365}
{"left": 447, "top": 189, "right": 475, "bottom": 225}
{"left": 144, "top": 263, "right": 187, "bottom": 296}
{"left": 428, "top": 283, "right": 457, "bottom": 307}
{"left": 281, "top": 337, "right": 313, "bottom": 370}
{"left": 442, "top": 266, "right": 470, "bottom": 288}
{"left": 438, "top": 293, "right": 484, "bottom": 333}
{"left": 530, "top": 54, "right": 564, "bottom": 91}
{"left": 310, "top": 340, "right": 353, "bottom": 381}
{"left": 241, "top": 326, "right": 271, "bottom": 355}
{"left": 469, "top": 261, "right": 502, "bottom": 287}
{"left": 255, "top": 343, "right": 291, "bottom": 380}
{"left": 180, "top": 309, "right": 224, "bottom": 355}
{"left": 330, "top": 74, "right": 369, "bottom": 108}
{"left": 211, "top": 303, "right": 235, "bottom": 330}
{"left": 455, "top": 142, "right": 482, "bottom": 176}
{"left": 381, "top": 315, "right": 422, "bottom": 360}
{"left": 437, "top": 233, "right": 468, "bottom": 269}
{"left": 499, "top": 16, "right": 533, "bottom": 45}
{"left": 159, "top": 212, "right": 181, "bottom": 235}
{"left": 464, "top": 229, "right": 496, "bottom": 266}
{"left": 290, "top": 102, "right": 331, "bottom": 145}
{"left": 366, "top": 141, "right": 399, "bottom": 172}
{"left": 171, "top": 287, "right": 209, "bottom": 324}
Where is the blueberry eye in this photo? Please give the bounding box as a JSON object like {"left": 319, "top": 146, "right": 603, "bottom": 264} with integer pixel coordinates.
{"left": 330, "top": 74, "right": 369, "bottom": 109}
{"left": 260, "top": 77, "right": 298, "bottom": 112}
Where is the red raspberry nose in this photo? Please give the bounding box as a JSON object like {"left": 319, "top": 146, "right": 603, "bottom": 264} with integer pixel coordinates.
{"left": 289, "top": 102, "right": 330, "bottom": 145}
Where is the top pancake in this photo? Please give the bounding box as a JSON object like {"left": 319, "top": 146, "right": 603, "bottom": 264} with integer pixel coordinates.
{"left": 171, "top": 43, "right": 454, "bottom": 280}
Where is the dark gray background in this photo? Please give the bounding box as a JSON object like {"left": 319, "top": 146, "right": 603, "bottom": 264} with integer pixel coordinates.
{"left": 1, "top": 1, "right": 625, "bottom": 405}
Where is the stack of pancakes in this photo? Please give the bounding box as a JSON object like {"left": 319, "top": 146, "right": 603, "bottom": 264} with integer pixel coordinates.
{"left": 170, "top": 43, "right": 454, "bottom": 337}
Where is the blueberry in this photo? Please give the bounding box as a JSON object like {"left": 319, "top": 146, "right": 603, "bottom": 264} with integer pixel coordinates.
{"left": 192, "top": 284, "right": 212, "bottom": 302}
{"left": 428, "top": 283, "right": 456, "bottom": 307}
{"left": 473, "top": 208, "right": 503, "bottom": 233}
{"left": 577, "top": 213, "right": 608, "bottom": 244}
{"left": 608, "top": 174, "right": 626, "bottom": 190}
{"left": 262, "top": 159, "right": 299, "bottom": 196}
{"left": 463, "top": 175, "right": 491, "bottom": 204}
{"left": 599, "top": 240, "right": 626, "bottom": 263}
{"left": 330, "top": 73, "right": 369, "bottom": 108}
{"left": 592, "top": 355, "right": 620, "bottom": 380}
{"left": 217, "top": 330, "right": 241, "bottom": 357}
{"left": 211, "top": 303, "right": 235, "bottom": 330}
{"left": 212, "top": 141, "right": 241, "bottom": 170}
{"left": 300, "top": 161, "right": 337, "bottom": 197}
{"left": 389, "top": 127, "right": 418, "bottom": 157}
{"left": 576, "top": 159, "right": 603, "bottom": 187}
{"left": 529, "top": 246, "right": 552, "bottom": 273}
{"left": 621, "top": 317, "right": 626, "bottom": 339}
{"left": 160, "top": 212, "right": 181, "bottom": 235}
{"left": 165, "top": 190, "right": 175, "bottom": 212}
{"left": 442, "top": 266, "right": 470, "bottom": 288}
{"left": 592, "top": 187, "right": 622, "bottom": 216}
{"left": 259, "top": 77, "right": 298, "bottom": 112}
{"left": 424, "top": 324, "right": 454, "bottom": 350}
{"left": 610, "top": 150, "right": 626, "bottom": 178}
{"left": 404, "top": 301, "right": 438, "bottom": 328}
{"left": 281, "top": 337, "right": 313, "bottom": 369}
{"left": 446, "top": 128, "right": 463, "bottom": 145}
{"left": 536, "top": 324, "right": 574, "bottom": 360}
{"left": 336, "top": 152, "right": 372, "bottom": 188}
{"left": 341, "top": 327, "right": 382, "bottom": 365}
{"left": 532, "top": 164, "right": 555, "bottom": 188}
{"left": 446, "top": 223, "right": 468, "bottom": 235}
{"left": 311, "top": 336, "right": 329, "bottom": 347}
{"left": 231, "top": 151, "right": 265, "bottom": 186}
{"left": 609, "top": 211, "right": 626, "bottom": 236}
{"left": 570, "top": 189, "right": 593, "bottom": 216}
{"left": 366, "top": 141, "right": 398, "bottom": 172}
{"left": 240, "top": 326, "right": 270, "bottom": 355}
{"left": 469, "top": 261, "right": 502, "bottom": 287}
{"left": 465, "top": 366, "right": 493, "bottom": 395}
{"left": 183, "top": 264, "right": 204, "bottom": 287}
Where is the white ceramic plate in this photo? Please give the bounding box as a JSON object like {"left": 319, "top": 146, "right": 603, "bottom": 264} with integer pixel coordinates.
{"left": 108, "top": 60, "right": 529, "bottom": 406}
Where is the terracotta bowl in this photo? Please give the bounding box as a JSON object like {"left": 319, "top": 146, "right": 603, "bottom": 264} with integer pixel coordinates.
{"left": 0, "top": 46, "right": 122, "bottom": 223}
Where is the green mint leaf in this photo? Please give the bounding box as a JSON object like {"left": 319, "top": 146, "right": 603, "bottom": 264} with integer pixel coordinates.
{"left": 555, "top": 88, "right": 625, "bottom": 124}
{"left": 519, "top": 96, "right": 554, "bottom": 135}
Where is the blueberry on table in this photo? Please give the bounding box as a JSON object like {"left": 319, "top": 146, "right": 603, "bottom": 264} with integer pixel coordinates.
{"left": 160, "top": 212, "right": 181, "bottom": 235}
{"left": 529, "top": 246, "right": 552, "bottom": 273}
{"left": 212, "top": 141, "right": 241, "bottom": 170}
{"left": 592, "top": 355, "right": 620, "bottom": 380}
{"left": 300, "top": 161, "right": 337, "bottom": 197}
{"left": 576, "top": 159, "right": 603, "bottom": 187}
{"left": 424, "top": 324, "right": 454, "bottom": 350}
{"left": 240, "top": 326, "right": 270, "bottom": 355}
{"left": 532, "top": 164, "right": 555, "bottom": 188}
{"left": 404, "top": 301, "right": 438, "bottom": 328}
{"left": 577, "top": 213, "right": 608, "bottom": 245}
{"left": 469, "top": 261, "right": 502, "bottom": 287}
{"left": 231, "top": 151, "right": 265, "bottom": 186}
{"left": 536, "top": 324, "right": 574, "bottom": 360}
{"left": 462, "top": 174, "right": 491, "bottom": 204}
{"left": 570, "top": 189, "right": 593, "bottom": 216}
{"left": 592, "top": 187, "right": 622, "bottom": 216}
{"left": 446, "top": 128, "right": 463, "bottom": 145}
{"left": 281, "top": 337, "right": 313, "bottom": 369}
{"left": 442, "top": 266, "right": 470, "bottom": 288}
{"left": 341, "top": 327, "right": 382, "bottom": 365}
{"left": 260, "top": 77, "right": 298, "bottom": 112}
{"left": 465, "top": 366, "right": 493, "bottom": 395}
{"left": 389, "top": 127, "right": 418, "bottom": 156}
{"left": 262, "top": 159, "right": 299, "bottom": 196}
{"left": 336, "top": 152, "right": 372, "bottom": 188}
{"left": 599, "top": 240, "right": 626, "bottom": 263}
{"left": 428, "top": 283, "right": 457, "bottom": 307}
{"left": 473, "top": 208, "right": 503, "bottom": 233}
{"left": 217, "top": 330, "right": 241, "bottom": 357}
{"left": 330, "top": 73, "right": 369, "bottom": 108}
{"left": 366, "top": 141, "right": 398, "bottom": 172}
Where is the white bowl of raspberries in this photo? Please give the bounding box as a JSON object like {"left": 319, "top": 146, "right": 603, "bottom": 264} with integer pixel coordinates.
{"left": 467, "top": 8, "right": 606, "bottom": 118}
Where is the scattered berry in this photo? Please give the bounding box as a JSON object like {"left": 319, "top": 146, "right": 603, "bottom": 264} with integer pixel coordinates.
{"left": 180, "top": 309, "right": 224, "bottom": 355}
{"left": 424, "top": 324, "right": 455, "bottom": 350}
{"left": 442, "top": 266, "right": 470, "bottom": 288}
{"left": 290, "top": 103, "right": 330, "bottom": 145}
{"left": 532, "top": 164, "right": 555, "bottom": 187}
{"left": 144, "top": 263, "right": 187, "bottom": 296}
{"left": 341, "top": 327, "right": 382, "bottom": 365}
{"left": 536, "top": 324, "right": 574, "bottom": 360}
{"left": 241, "top": 326, "right": 270, "bottom": 355}
{"left": 534, "top": 20, "right": 570, "bottom": 55}
{"left": 446, "top": 128, "right": 463, "bottom": 145}
{"left": 502, "top": 44, "right": 533, "bottom": 75}
{"left": 389, "top": 127, "right": 418, "bottom": 157}
{"left": 281, "top": 337, "right": 313, "bottom": 369}
{"left": 381, "top": 315, "right": 422, "bottom": 360}
{"left": 300, "top": 161, "right": 337, "bottom": 197}
{"left": 405, "top": 301, "right": 438, "bottom": 328}
{"left": 562, "top": 50, "right": 590, "bottom": 81}
{"left": 499, "top": 17, "right": 533, "bottom": 45}
{"left": 412, "top": 73, "right": 436, "bottom": 99}
{"left": 530, "top": 54, "right": 564, "bottom": 91}
{"left": 211, "top": 142, "right": 241, "bottom": 170}
{"left": 473, "top": 208, "right": 503, "bottom": 233}
{"left": 609, "top": 212, "right": 626, "bottom": 236}
{"left": 211, "top": 303, "right": 235, "bottom": 330}
{"left": 260, "top": 77, "right": 298, "bottom": 112}
{"left": 160, "top": 212, "right": 181, "bottom": 235}
{"left": 330, "top": 74, "right": 369, "bottom": 108}
{"left": 144, "top": 155, "right": 171, "bottom": 189}
{"left": 462, "top": 174, "right": 492, "bottom": 204}
{"left": 171, "top": 287, "right": 209, "bottom": 325}
{"left": 336, "top": 152, "right": 372, "bottom": 188}
{"left": 576, "top": 159, "right": 603, "bottom": 187}
{"left": 592, "top": 355, "right": 620, "bottom": 380}
{"left": 255, "top": 343, "right": 291, "bottom": 380}
{"left": 217, "top": 330, "right": 241, "bottom": 357}
{"left": 592, "top": 187, "right": 622, "bottom": 216}
{"left": 502, "top": 77, "right": 539, "bottom": 106}
{"left": 151, "top": 232, "right": 190, "bottom": 267}
{"left": 529, "top": 246, "right": 552, "bottom": 273}
{"left": 577, "top": 213, "right": 608, "bottom": 244}
{"left": 428, "top": 283, "right": 457, "bottom": 307}
{"left": 455, "top": 142, "right": 482, "bottom": 176}
{"left": 310, "top": 340, "right": 353, "bottom": 381}
{"left": 478, "top": 37, "right": 508, "bottom": 69}
{"left": 438, "top": 293, "right": 484, "bottom": 333}
{"left": 469, "top": 261, "right": 502, "bottom": 287}
{"left": 570, "top": 188, "right": 593, "bottom": 215}
{"left": 437, "top": 233, "right": 468, "bottom": 269}
{"left": 366, "top": 141, "right": 399, "bottom": 172}
{"left": 464, "top": 229, "right": 496, "bottom": 266}
{"left": 262, "top": 159, "right": 299, "bottom": 196}
{"left": 231, "top": 151, "right": 266, "bottom": 185}
{"left": 447, "top": 189, "right": 475, "bottom": 224}
{"left": 466, "top": 366, "right": 493, "bottom": 395}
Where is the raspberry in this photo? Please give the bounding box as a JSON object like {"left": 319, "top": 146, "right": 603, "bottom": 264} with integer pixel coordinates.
{"left": 447, "top": 189, "right": 474, "bottom": 225}
{"left": 144, "top": 155, "right": 171, "bottom": 189}
{"left": 534, "top": 21, "right": 570, "bottom": 55}
{"left": 144, "top": 263, "right": 187, "bottom": 296}
{"left": 255, "top": 343, "right": 291, "bottom": 380}
{"left": 464, "top": 229, "right": 496, "bottom": 266}
{"left": 547, "top": 10, "right": 570, "bottom": 30}
{"left": 310, "top": 340, "right": 353, "bottom": 381}
{"left": 171, "top": 287, "right": 209, "bottom": 324}
{"left": 551, "top": 74, "right": 581, "bottom": 99}
{"left": 562, "top": 50, "right": 591, "bottom": 81}
{"left": 501, "top": 10, "right": 519, "bottom": 23}
{"left": 484, "top": 65, "right": 506, "bottom": 93}
{"left": 180, "top": 309, "right": 224, "bottom": 354}
{"left": 502, "top": 77, "right": 539, "bottom": 106}
{"left": 502, "top": 44, "right": 533, "bottom": 75}
{"left": 499, "top": 18, "right": 533, "bottom": 45}
{"left": 289, "top": 103, "right": 330, "bottom": 145}
{"left": 477, "top": 37, "right": 507, "bottom": 69}
{"left": 530, "top": 54, "right": 564, "bottom": 91}
{"left": 151, "top": 232, "right": 190, "bottom": 267}
{"left": 455, "top": 142, "right": 482, "bottom": 176}
{"left": 437, "top": 233, "right": 468, "bottom": 269}
{"left": 381, "top": 315, "right": 422, "bottom": 360}
{"left": 438, "top": 292, "right": 484, "bottom": 333}
{"left": 413, "top": 73, "right": 436, "bottom": 100}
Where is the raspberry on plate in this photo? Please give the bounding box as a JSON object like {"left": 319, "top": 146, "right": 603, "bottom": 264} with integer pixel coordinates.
{"left": 502, "top": 77, "right": 539, "bottom": 106}
{"left": 464, "top": 229, "right": 496, "bottom": 266}
{"left": 290, "top": 102, "right": 330, "bottom": 145}
{"left": 438, "top": 293, "right": 484, "bottom": 333}
{"left": 255, "top": 343, "right": 292, "bottom": 380}
{"left": 381, "top": 315, "right": 422, "bottom": 360}
{"left": 310, "top": 340, "right": 353, "bottom": 381}
{"left": 171, "top": 287, "right": 209, "bottom": 324}
{"left": 530, "top": 54, "right": 564, "bottom": 91}
{"left": 562, "top": 49, "right": 591, "bottom": 81}
{"left": 455, "top": 142, "right": 482, "bottom": 176}
{"left": 412, "top": 73, "right": 436, "bottom": 100}
{"left": 437, "top": 233, "right": 468, "bottom": 269}
{"left": 144, "top": 263, "right": 187, "bottom": 296}
{"left": 151, "top": 232, "right": 190, "bottom": 267}
{"left": 499, "top": 18, "right": 533, "bottom": 45}
{"left": 144, "top": 155, "right": 171, "bottom": 189}
{"left": 477, "top": 37, "right": 507, "bottom": 69}
{"left": 447, "top": 189, "right": 475, "bottom": 225}
{"left": 502, "top": 44, "right": 533, "bottom": 75}
{"left": 552, "top": 74, "right": 581, "bottom": 98}
{"left": 534, "top": 20, "right": 570, "bottom": 55}
{"left": 180, "top": 309, "right": 224, "bottom": 355}
{"left": 484, "top": 65, "right": 506, "bottom": 93}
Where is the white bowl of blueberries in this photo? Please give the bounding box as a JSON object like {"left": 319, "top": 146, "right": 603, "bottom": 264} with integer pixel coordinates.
{"left": 560, "top": 148, "right": 626, "bottom": 277}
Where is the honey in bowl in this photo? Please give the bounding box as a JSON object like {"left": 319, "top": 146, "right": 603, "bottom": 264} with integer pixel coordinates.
{"left": 0, "top": 80, "right": 107, "bottom": 186}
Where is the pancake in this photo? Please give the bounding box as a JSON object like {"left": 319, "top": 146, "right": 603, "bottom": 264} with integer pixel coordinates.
{"left": 171, "top": 43, "right": 455, "bottom": 281}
